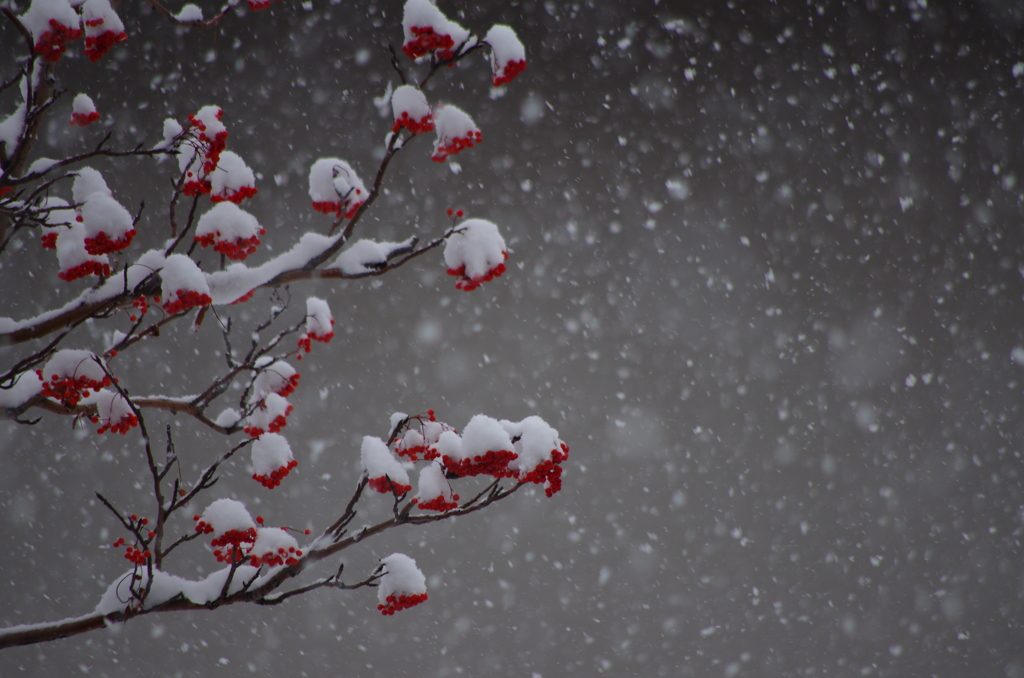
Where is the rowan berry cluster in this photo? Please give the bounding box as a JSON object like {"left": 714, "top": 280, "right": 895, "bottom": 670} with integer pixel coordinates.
{"left": 492, "top": 59, "right": 527, "bottom": 87}
{"left": 162, "top": 289, "right": 212, "bottom": 315}
{"left": 40, "top": 231, "right": 58, "bottom": 249}
{"left": 83, "top": 228, "right": 136, "bottom": 256}
{"left": 96, "top": 410, "right": 138, "bottom": 435}
{"left": 431, "top": 129, "right": 482, "bottom": 163}
{"left": 368, "top": 475, "right": 413, "bottom": 495}
{"left": 69, "top": 111, "right": 100, "bottom": 127}
{"left": 127, "top": 295, "right": 150, "bottom": 322}
{"left": 210, "top": 185, "right": 258, "bottom": 205}
{"left": 83, "top": 27, "right": 127, "bottom": 62}
{"left": 252, "top": 458, "right": 299, "bottom": 489}
{"left": 447, "top": 257, "right": 507, "bottom": 292}
{"left": 57, "top": 259, "right": 110, "bottom": 281}
{"left": 248, "top": 544, "right": 302, "bottom": 568}
{"left": 442, "top": 449, "right": 517, "bottom": 479}
{"left": 35, "top": 19, "right": 83, "bottom": 61}
{"left": 392, "top": 111, "right": 435, "bottom": 135}
{"left": 36, "top": 371, "right": 111, "bottom": 407}
{"left": 413, "top": 494, "right": 460, "bottom": 512}
{"left": 402, "top": 26, "right": 454, "bottom": 59}
{"left": 519, "top": 443, "right": 570, "bottom": 497}
{"left": 296, "top": 327, "right": 334, "bottom": 356}
{"left": 378, "top": 592, "right": 428, "bottom": 616}
{"left": 193, "top": 231, "right": 264, "bottom": 261}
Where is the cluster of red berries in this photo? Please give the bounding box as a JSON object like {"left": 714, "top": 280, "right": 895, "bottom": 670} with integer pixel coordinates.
{"left": 378, "top": 592, "right": 428, "bottom": 615}
{"left": 122, "top": 545, "right": 151, "bottom": 564}
{"left": 248, "top": 545, "right": 302, "bottom": 568}
{"left": 127, "top": 294, "right": 151, "bottom": 322}
{"left": 493, "top": 59, "right": 527, "bottom": 87}
{"left": 210, "top": 185, "right": 258, "bottom": 204}
{"left": 447, "top": 257, "right": 507, "bottom": 291}
{"left": 392, "top": 111, "right": 435, "bottom": 135}
{"left": 395, "top": 440, "right": 439, "bottom": 462}
{"left": 367, "top": 475, "right": 412, "bottom": 496}
{"left": 35, "top": 19, "right": 83, "bottom": 62}
{"left": 311, "top": 195, "right": 364, "bottom": 219}
{"left": 296, "top": 327, "right": 334, "bottom": 357}
{"left": 84, "top": 228, "right": 136, "bottom": 255}
{"left": 247, "top": 0, "right": 280, "bottom": 10}
{"left": 206, "top": 526, "right": 257, "bottom": 548}
{"left": 446, "top": 208, "right": 464, "bottom": 219}
{"left": 96, "top": 410, "right": 139, "bottom": 435}
{"left": 162, "top": 289, "right": 212, "bottom": 315}
{"left": 182, "top": 172, "right": 212, "bottom": 197}
{"left": 58, "top": 259, "right": 111, "bottom": 282}
{"left": 84, "top": 28, "right": 127, "bottom": 62}
{"left": 37, "top": 371, "right": 112, "bottom": 407}
{"left": 40, "top": 232, "right": 58, "bottom": 249}
{"left": 519, "top": 443, "right": 570, "bottom": 497}
{"left": 252, "top": 458, "right": 299, "bottom": 489}
{"left": 272, "top": 373, "right": 301, "bottom": 398}
{"left": 194, "top": 231, "right": 264, "bottom": 261}
{"left": 187, "top": 113, "right": 228, "bottom": 174}
{"left": 413, "top": 494, "right": 460, "bottom": 512}
{"left": 442, "top": 449, "right": 518, "bottom": 479}
{"left": 431, "top": 130, "right": 483, "bottom": 163}
{"left": 243, "top": 402, "right": 293, "bottom": 438}
{"left": 403, "top": 26, "right": 455, "bottom": 59}
{"left": 70, "top": 111, "right": 100, "bottom": 127}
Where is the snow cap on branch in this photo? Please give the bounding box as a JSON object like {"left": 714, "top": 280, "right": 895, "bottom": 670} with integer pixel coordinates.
{"left": 81, "top": 0, "right": 127, "bottom": 62}
{"left": 72, "top": 167, "right": 111, "bottom": 202}
{"left": 391, "top": 85, "right": 434, "bottom": 135}
{"left": 195, "top": 202, "right": 265, "bottom": 261}
{"left": 209, "top": 151, "right": 258, "bottom": 204}
{"left": 308, "top": 158, "right": 365, "bottom": 218}
{"left": 401, "top": 0, "right": 470, "bottom": 61}
{"left": 20, "top": 0, "right": 83, "bottom": 62}
{"left": 160, "top": 253, "right": 212, "bottom": 314}
{"left": 156, "top": 118, "right": 184, "bottom": 151}
{"left": 376, "top": 553, "right": 428, "bottom": 615}
{"left": 413, "top": 463, "right": 458, "bottom": 511}
{"left": 174, "top": 4, "right": 203, "bottom": 23}
{"left": 431, "top": 105, "right": 481, "bottom": 162}
{"left": 443, "top": 218, "right": 507, "bottom": 291}
{"left": 329, "top": 238, "right": 413, "bottom": 275}
{"left": 194, "top": 498, "right": 256, "bottom": 539}
{"left": 69, "top": 93, "right": 99, "bottom": 127}
{"left": 251, "top": 432, "right": 298, "bottom": 488}
{"left": 361, "top": 436, "right": 411, "bottom": 495}
{"left": 484, "top": 25, "right": 526, "bottom": 86}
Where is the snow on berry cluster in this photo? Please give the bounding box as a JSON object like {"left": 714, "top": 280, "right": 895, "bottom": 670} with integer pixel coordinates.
{"left": 443, "top": 218, "right": 507, "bottom": 291}
{"left": 93, "top": 388, "right": 138, "bottom": 434}
{"left": 430, "top": 105, "right": 482, "bottom": 163}
{"left": 194, "top": 499, "right": 259, "bottom": 565}
{"left": 308, "top": 158, "right": 366, "bottom": 218}
{"left": 243, "top": 392, "right": 293, "bottom": 437}
{"left": 362, "top": 436, "right": 413, "bottom": 495}
{"left": 209, "top": 151, "right": 258, "bottom": 204}
{"left": 73, "top": 168, "right": 136, "bottom": 256}
{"left": 19, "top": 0, "right": 126, "bottom": 63}
{"left": 391, "top": 85, "right": 434, "bottom": 135}
{"left": 248, "top": 527, "right": 302, "bottom": 568}
{"left": 69, "top": 93, "right": 100, "bottom": 127}
{"left": 175, "top": 105, "right": 230, "bottom": 197}
{"left": 82, "top": 0, "right": 127, "bottom": 62}
{"left": 160, "top": 253, "right": 212, "bottom": 314}
{"left": 400, "top": 0, "right": 470, "bottom": 61}
{"left": 250, "top": 433, "right": 298, "bottom": 488}
{"left": 194, "top": 202, "right": 265, "bottom": 261}
{"left": 387, "top": 411, "right": 570, "bottom": 499}
{"left": 36, "top": 349, "right": 111, "bottom": 407}
{"left": 252, "top": 357, "right": 300, "bottom": 399}
{"left": 411, "top": 463, "right": 459, "bottom": 512}
{"left": 484, "top": 25, "right": 527, "bottom": 87}
{"left": 376, "top": 553, "right": 428, "bottom": 615}
{"left": 296, "top": 297, "right": 334, "bottom": 357}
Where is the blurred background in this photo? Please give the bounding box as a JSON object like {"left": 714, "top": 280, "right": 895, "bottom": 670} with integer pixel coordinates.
{"left": 2, "top": 0, "right": 1024, "bottom": 676}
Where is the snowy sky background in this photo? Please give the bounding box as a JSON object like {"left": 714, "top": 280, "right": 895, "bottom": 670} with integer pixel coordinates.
{"left": 2, "top": 0, "right": 1024, "bottom": 676}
